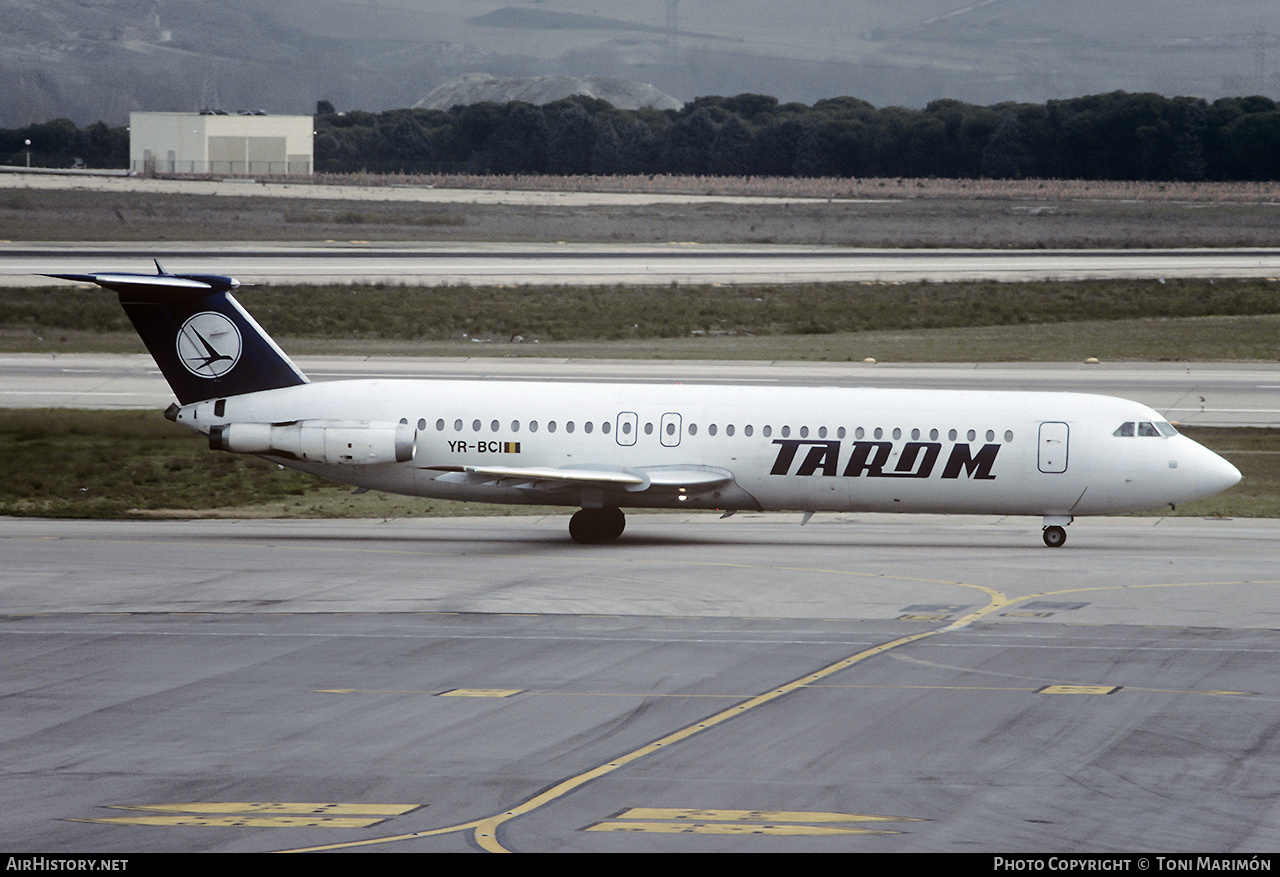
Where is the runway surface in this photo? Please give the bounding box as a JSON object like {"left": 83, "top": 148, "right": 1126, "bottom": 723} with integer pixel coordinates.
{"left": 8, "top": 242, "right": 1280, "bottom": 286}
{"left": 3, "top": 513, "right": 1280, "bottom": 853}
{"left": 4, "top": 353, "right": 1278, "bottom": 427}
{"left": 6, "top": 197, "right": 1280, "bottom": 852}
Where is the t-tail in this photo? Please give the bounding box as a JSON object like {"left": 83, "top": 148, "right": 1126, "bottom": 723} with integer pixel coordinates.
{"left": 45, "top": 261, "right": 308, "bottom": 404}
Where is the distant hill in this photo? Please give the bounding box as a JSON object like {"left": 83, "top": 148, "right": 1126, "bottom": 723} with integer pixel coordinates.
{"left": 415, "top": 74, "right": 681, "bottom": 112}
{"left": 2, "top": 0, "right": 1276, "bottom": 128}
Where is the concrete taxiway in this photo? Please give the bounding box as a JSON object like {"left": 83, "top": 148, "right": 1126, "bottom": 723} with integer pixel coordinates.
{"left": 3, "top": 513, "right": 1279, "bottom": 852}
{"left": 8, "top": 241, "right": 1280, "bottom": 286}
{"left": 4, "top": 353, "right": 1278, "bottom": 427}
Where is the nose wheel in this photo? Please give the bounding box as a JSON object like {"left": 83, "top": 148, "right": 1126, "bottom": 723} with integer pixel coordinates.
{"left": 569, "top": 507, "right": 626, "bottom": 544}
{"left": 1042, "top": 525, "right": 1067, "bottom": 547}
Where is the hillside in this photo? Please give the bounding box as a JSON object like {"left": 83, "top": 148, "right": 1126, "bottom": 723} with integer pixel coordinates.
{"left": 2, "top": 0, "right": 1277, "bottom": 127}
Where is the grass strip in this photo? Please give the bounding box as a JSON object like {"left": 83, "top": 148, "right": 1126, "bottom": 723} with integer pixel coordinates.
{"left": 7, "top": 278, "right": 1280, "bottom": 357}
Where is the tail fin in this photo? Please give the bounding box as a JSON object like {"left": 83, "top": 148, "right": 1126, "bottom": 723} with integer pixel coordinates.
{"left": 45, "top": 261, "right": 308, "bottom": 404}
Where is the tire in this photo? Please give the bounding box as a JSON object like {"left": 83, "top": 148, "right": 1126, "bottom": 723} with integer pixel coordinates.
{"left": 601, "top": 507, "right": 626, "bottom": 540}
{"left": 569, "top": 509, "right": 605, "bottom": 544}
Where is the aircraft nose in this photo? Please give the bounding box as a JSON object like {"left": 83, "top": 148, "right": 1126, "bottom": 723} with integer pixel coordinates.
{"left": 1196, "top": 446, "right": 1242, "bottom": 498}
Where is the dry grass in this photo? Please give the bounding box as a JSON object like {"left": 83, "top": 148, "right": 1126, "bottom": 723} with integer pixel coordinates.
{"left": 303, "top": 172, "right": 1280, "bottom": 203}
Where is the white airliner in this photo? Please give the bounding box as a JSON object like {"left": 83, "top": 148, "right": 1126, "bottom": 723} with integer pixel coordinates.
{"left": 48, "top": 263, "right": 1242, "bottom": 547}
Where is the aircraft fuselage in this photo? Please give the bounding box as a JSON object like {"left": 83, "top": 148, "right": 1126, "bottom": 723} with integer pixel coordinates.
{"left": 172, "top": 378, "right": 1240, "bottom": 521}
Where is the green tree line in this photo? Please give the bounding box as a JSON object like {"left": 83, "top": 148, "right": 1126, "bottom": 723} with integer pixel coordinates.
{"left": 1, "top": 119, "right": 128, "bottom": 169}
{"left": 313, "top": 91, "right": 1280, "bottom": 181}
{"left": 7, "top": 90, "right": 1280, "bottom": 180}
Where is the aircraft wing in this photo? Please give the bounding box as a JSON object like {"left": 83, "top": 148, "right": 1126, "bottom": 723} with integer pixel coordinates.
{"left": 425, "top": 464, "right": 734, "bottom": 493}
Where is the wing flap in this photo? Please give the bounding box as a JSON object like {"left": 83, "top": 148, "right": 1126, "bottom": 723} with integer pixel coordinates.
{"left": 425, "top": 464, "right": 644, "bottom": 491}
{"left": 423, "top": 464, "right": 734, "bottom": 493}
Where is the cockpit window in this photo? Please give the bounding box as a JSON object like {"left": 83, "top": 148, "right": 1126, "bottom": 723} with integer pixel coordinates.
{"left": 1115, "top": 420, "right": 1177, "bottom": 437}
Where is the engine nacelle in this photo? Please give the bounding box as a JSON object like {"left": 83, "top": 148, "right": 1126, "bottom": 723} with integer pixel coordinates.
{"left": 209, "top": 420, "right": 416, "bottom": 465}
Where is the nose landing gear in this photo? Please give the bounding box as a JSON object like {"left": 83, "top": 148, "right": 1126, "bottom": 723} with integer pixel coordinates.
{"left": 1041, "top": 515, "right": 1073, "bottom": 547}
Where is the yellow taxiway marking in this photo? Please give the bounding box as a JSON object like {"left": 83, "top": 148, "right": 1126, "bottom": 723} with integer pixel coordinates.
{"left": 75, "top": 802, "right": 421, "bottom": 829}
{"left": 77, "top": 815, "right": 388, "bottom": 828}
{"left": 616, "top": 807, "right": 921, "bottom": 823}
{"left": 586, "top": 821, "right": 898, "bottom": 836}
{"left": 587, "top": 807, "right": 921, "bottom": 836}
{"left": 438, "top": 688, "right": 522, "bottom": 698}
{"left": 109, "top": 802, "right": 419, "bottom": 815}
{"left": 1039, "top": 684, "right": 1121, "bottom": 695}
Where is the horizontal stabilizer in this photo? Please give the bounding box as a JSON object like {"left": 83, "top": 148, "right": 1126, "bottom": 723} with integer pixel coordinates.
{"left": 43, "top": 272, "right": 220, "bottom": 295}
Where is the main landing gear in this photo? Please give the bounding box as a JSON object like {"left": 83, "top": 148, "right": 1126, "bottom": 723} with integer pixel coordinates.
{"left": 568, "top": 507, "right": 626, "bottom": 544}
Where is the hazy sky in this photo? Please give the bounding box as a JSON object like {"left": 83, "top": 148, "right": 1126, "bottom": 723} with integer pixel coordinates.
{"left": 261, "top": 0, "right": 1280, "bottom": 106}
{"left": 5, "top": 1, "right": 1279, "bottom": 125}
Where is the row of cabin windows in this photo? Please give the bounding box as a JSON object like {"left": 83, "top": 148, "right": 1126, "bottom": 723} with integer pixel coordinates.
{"left": 415, "top": 417, "right": 1015, "bottom": 444}
{"left": 422, "top": 418, "right": 608, "bottom": 435}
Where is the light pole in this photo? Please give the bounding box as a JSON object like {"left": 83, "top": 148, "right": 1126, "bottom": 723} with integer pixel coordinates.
{"left": 24, "top": 139, "right": 30, "bottom": 168}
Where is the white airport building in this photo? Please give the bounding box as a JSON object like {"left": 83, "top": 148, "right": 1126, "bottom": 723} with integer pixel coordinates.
{"left": 129, "top": 112, "right": 313, "bottom": 176}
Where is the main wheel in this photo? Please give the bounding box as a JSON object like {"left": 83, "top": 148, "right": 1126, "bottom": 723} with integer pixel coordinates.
{"left": 601, "top": 507, "right": 626, "bottom": 540}
{"left": 569, "top": 509, "right": 605, "bottom": 544}
{"left": 1042, "top": 525, "right": 1067, "bottom": 548}
{"left": 569, "top": 508, "right": 626, "bottom": 544}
